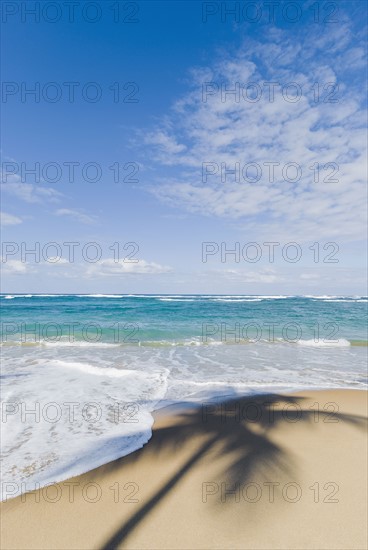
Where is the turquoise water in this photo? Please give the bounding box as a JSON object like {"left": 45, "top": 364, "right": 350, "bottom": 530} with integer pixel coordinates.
{"left": 1, "top": 293, "right": 367, "bottom": 345}
{"left": 1, "top": 294, "right": 367, "bottom": 499}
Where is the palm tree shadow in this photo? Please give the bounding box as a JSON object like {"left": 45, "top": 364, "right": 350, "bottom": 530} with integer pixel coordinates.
{"left": 101, "top": 393, "right": 366, "bottom": 549}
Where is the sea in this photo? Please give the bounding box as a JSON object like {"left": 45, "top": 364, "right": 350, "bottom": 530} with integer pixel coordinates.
{"left": 1, "top": 293, "right": 367, "bottom": 499}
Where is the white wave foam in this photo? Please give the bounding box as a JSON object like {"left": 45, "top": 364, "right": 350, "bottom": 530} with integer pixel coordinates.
{"left": 214, "top": 298, "right": 262, "bottom": 302}
{"left": 45, "top": 341, "right": 120, "bottom": 348}
{"left": 304, "top": 295, "right": 339, "bottom": 299}
{"left": 251, "top": 295, "right": 290, "bottom": 299}
{"left": 1, "top": 357, "right": 170, "bottom": 501}
{"left": 297, "top": 339, "right": 351, "bottom": 347}
{"left": 76, "top": 294, "right": 124, "bottom": 298}
{"left": 159, "top": 298, "right": 195, "bottom": 302}
{"left": 52, "top": 359, "right": 145, "bottom": 378}
{"left": 321, "top": 299, "right": 366, "bottom": 303}
{"left": 4, "top": 294, "right": 33, "bottom": 299}
{"left": 2, "top": 294, "right": 70, "bottom": 299}
{"left": 304, "top": 295, "right": 365, "bottom": 301}
{"left": 0, "top": 341, "right": 121, "bottom": 348}
{"left": 34, "top": 294, "right": 70, "bottom": 297}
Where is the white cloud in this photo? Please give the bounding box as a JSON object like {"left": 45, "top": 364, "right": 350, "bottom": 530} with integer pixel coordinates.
{"left": 2, "top": 181, "right": 62, "bottom": 203}
{"left": 1, "top": 260, "right": 33, "bottom": 275}
{"left": 300, "top": 273, "right": 320, "bottom": 280}
{"left": 144, "top": 131, "right": 187, "bottom": 157}
{"left": 142, "top": 21, "right": 367, "bottom": 244}
{"left": 1, "top": 257, "right": 172, "bottom": 283}
{"left": 0, "top": 212, "right": 22, "bottom": 226}
{"left": 55, "top": 208, "right": 97, "bottom": 224}
{"left": 209, "top": 268, "right": 281, "bottom": 284}
{"left": 86, "top": 258, "right": 172, "bottom": 277}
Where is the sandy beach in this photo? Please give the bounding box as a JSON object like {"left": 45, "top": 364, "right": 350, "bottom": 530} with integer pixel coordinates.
{"left": 1, "top": 389, "right": 367, "bottom": 550}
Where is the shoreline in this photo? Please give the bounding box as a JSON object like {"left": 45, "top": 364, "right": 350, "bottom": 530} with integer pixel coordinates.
{"left": 1, "top": 388, "right": 367, "bottom": 549}
{"left": 2, "top": 385, "right": 367, "bottom": 502}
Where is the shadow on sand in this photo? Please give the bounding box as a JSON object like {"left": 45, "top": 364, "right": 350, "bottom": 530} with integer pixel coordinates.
{"left": 100, "top": 393, "right": 366, "bottom": 549}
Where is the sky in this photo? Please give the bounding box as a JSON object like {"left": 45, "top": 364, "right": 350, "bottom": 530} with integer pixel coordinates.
{"left": 1, "top": 0, "right": 367, "bottom": 294}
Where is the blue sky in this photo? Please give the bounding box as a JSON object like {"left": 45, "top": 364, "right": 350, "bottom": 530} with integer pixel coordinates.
{"left": 1, "top": 0, "right": 367, "bottom": 294}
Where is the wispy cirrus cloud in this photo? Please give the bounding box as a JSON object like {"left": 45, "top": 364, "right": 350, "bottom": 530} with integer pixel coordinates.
{"left": 0, "top": 212, "right": 22, "bottom": 226}
{"left": 1, "top": 179, "right": 62, "bottom": 204}
{"left": 1, "top": 166, "right": 63, "bottom": 204}
{"left": 140, "top": 18, "right": 367, "bottom": 244}
{"left": 55, "top": 208, "right": 97, "bottom": 225}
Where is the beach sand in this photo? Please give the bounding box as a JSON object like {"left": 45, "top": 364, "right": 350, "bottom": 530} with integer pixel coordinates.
{"left": 1, "top": 389, "right": 367, "bottom": 549}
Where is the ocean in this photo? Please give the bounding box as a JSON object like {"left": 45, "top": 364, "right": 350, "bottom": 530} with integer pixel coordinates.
{"left": 1, "top": 293, "right": 367, "bottom": 499}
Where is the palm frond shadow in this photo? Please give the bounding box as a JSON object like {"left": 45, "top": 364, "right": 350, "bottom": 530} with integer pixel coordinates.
{"left": 101, "top": 393, "right": 366, "bottom": 549}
